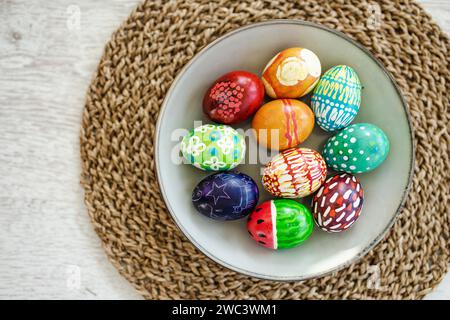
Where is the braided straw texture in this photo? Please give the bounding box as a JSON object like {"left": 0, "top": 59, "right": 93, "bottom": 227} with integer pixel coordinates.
{"left": 80, "top": 0, "right": 449, "bottom": 299}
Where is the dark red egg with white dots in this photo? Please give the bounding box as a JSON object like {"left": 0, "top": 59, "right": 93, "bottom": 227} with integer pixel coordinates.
{"left": 312, "top": 173, "right": 364, "bottom": 233}
{"left": 203, "top": 70, "right": 265, "bottom": 124}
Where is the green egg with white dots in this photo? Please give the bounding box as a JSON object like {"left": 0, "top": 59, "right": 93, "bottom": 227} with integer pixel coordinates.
{"left": 322, "top": 123, "right": 389, "bottom": 174}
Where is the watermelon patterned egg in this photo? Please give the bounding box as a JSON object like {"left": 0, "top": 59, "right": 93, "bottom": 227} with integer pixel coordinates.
{"left": 312, "top": 173, "right": 364, "bottom": 232}
{"left": 181, "top": 124, "right": 246, "bottom": 171}
{"left": 322, "top": 123, "right": 390, "bottom": 174}
{"left": 247, "top": 199, "right": 314, "bottom": 249}
{"left": 261, "top": 47, "right": 321, "bottom": 98}
{"left": 311, "top": 65, "right": 362, "bottom": 132}
{"left": 192, "top": 172, "right": 259, "bottom": 221}
{"left": 262, "top": 148, "right": 327, "bottom": 198}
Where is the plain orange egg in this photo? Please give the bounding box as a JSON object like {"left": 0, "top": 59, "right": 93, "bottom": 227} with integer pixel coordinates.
{"left": 252, "top": 99, "right": 315, "bottom": 151}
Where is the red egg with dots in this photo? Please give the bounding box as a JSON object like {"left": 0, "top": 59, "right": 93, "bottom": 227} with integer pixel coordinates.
{"left": 203, "top": 70, "right": 265, "bottom": 124}
{"left": 312, "top": 173, "right": 364, "bottom": 233}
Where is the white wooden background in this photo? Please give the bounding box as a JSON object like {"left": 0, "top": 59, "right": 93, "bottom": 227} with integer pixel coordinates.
{"left": 0, "top": 0, "right": 448, "bottom": 300}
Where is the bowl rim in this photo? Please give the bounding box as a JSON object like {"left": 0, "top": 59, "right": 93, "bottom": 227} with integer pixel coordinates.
{"left": 154, "top": 19, "right": 415, "bottom": 281}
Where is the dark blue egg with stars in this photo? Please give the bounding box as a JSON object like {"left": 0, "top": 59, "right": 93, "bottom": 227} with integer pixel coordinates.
{"left": 192, "top": 172, "right": 259, "bottom": 221}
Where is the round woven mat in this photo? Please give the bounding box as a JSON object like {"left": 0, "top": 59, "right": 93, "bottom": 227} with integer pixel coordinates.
{"left": 80, "top": 0, "right": 449, "bottom": 299}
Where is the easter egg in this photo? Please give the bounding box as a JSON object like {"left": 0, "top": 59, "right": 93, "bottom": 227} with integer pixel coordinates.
{"left": 192, "top": 172, "right": 259, "bottom": 221}
{"left": 311, "top": 65, "right": 362, "bottom": 132}
{"left": 261, "top": 47, "right": 321, "bottom": 98}
{"left": 262, "top": 148, "right": 327, "bottom": 198}
{"left": 203, "top": 70, "right": 265, "bottom": 124}
{"left": 181, "top": 124, "right": 246, "bottom": 171}
{"left": 322, "top": 123, "right": 389, "bottom": 173}
{"left": 312, "top": 173, "right": 364, "bottom": 232}
{"left": 251, "top": 99, "right": 315, "bottom": 150}
{"left": 247, "top": 199, "right": 313, "bottom": 249}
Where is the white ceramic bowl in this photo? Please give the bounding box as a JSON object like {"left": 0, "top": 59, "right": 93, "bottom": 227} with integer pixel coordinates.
{"left": 155, "top": 20, "right": 413, "bottom": 280}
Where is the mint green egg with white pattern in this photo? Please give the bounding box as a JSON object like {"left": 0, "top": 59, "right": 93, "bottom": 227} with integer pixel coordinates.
{"left": 311, "top": 65, "right": 362, "bottom": 132}
{"left": 322, "top": 123, "right": 389, "bottom": 174}
{"left": 181, "top": 124, "right": 246, "bottom": 171}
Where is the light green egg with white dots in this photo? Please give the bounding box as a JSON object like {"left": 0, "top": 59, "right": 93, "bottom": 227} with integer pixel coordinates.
{"left": 181, "top": 124, "right": 246, "bottom": 171}
{"left": 322, "top": 123, "right": 389, "bottom": 174}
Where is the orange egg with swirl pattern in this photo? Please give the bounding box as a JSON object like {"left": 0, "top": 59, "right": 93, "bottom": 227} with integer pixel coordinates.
{"left": 261, "top": 47, "right": 321, "bottom": 99}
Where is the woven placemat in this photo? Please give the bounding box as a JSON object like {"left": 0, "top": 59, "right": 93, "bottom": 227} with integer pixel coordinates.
{"left": 80, "top": 0, "right": 449, "bottom": 299}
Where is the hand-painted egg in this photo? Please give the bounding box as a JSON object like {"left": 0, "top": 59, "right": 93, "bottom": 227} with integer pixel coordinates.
{"left": 261, "top": 47, "right": 321, "bottom": 98}
{"left": 322, "top": 123, "right": 389, "bottom": 173}
{"left": 311, "top": 65, "right": 362, "bottom": 132}
{"left": 262, "top": 148, "right": 327, "bottom": 198}
{"left": 312, "top": 173, "right": 364, "bottom": 232}
{"left": 181, "top": 124, "right": 246, "bottom": 171}
{"left": 251, "top": 99, "right": 315, "bottom": 150}
{"left": 203, "top": 70, "right": 265, "bottom": 124}
{"left": 247, "top": 199, "right": 313, "bottom": 249}
{"left": 192, "top": 172, "right": 259, "bottom": 221}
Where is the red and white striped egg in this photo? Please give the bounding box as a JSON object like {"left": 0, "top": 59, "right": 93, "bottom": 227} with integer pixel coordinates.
{"left": 312, "top": 173, "right": 364, "bottom": 232}
{"left": 262, "top": 148, "right": 327, "bottom": 198}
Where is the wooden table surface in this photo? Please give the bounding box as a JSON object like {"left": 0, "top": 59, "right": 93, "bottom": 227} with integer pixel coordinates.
{"left": 0, "top": 0, "right": 448, "bottom": 299}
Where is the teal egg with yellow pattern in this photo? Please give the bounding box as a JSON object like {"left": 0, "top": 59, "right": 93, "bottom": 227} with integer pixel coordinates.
{"left": 322, "top": 123, "right": 389, "bottom": 174}
{"left": 181, "top": 124, "right": 246, "bottom": 171}
{"left": 311, "top": 65, "right": 362, "bottom": 132}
